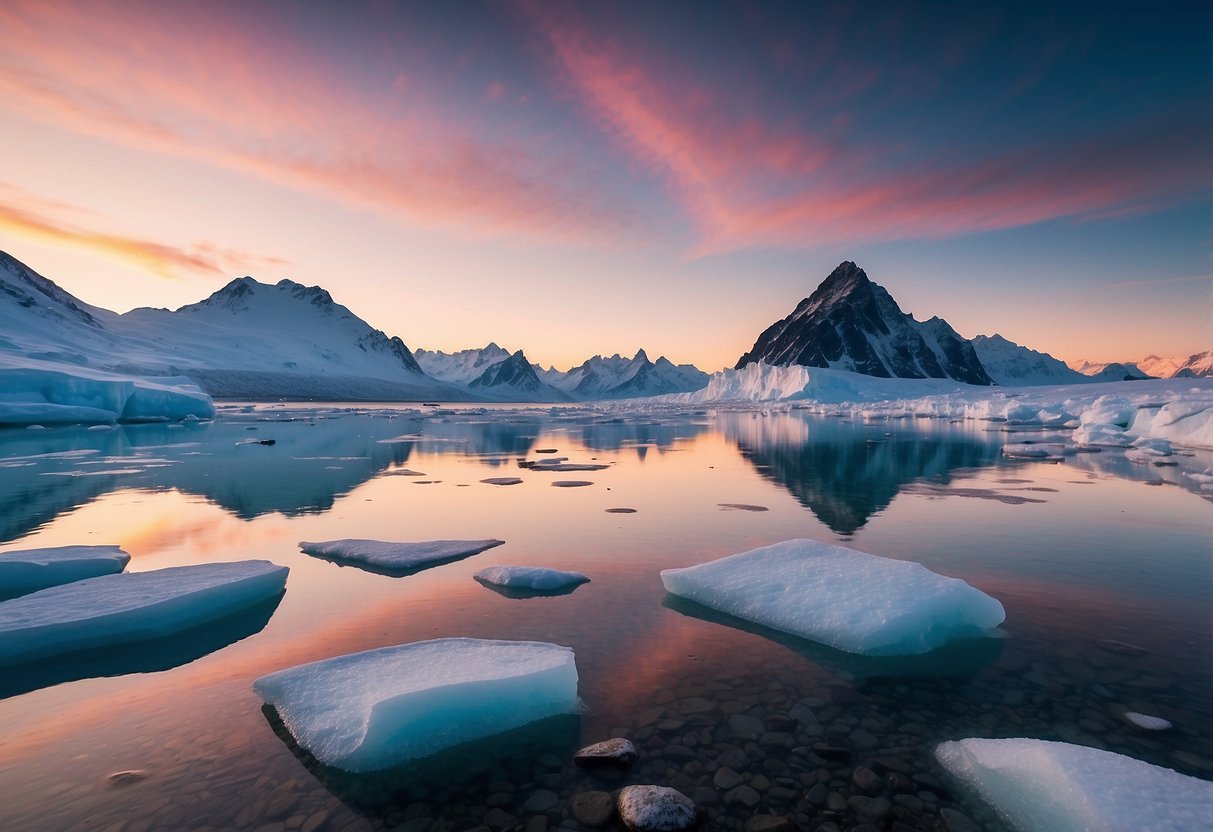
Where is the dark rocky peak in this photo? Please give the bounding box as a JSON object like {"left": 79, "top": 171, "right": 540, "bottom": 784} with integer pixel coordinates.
{"left": 280, "top": 279, "right": 337, "bottom": 310}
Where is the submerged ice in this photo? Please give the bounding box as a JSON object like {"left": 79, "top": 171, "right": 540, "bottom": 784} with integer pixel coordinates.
{"left": 935, "top": 738, "right": 1213, "bottom": 832}
{"left": 0, "top": 560, "right": 288, "bottom": 665}
{"left": 0, "top": 544, "right": 130, "bottom": 594}
{"left": 253, "top": 638, "right": 579, "bottom": 772}
{"left": 660, "top": 539, "right": 1005, "bottom": 655}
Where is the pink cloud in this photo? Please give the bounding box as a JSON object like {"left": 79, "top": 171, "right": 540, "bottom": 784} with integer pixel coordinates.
{"left": 528, "top": 5, "right": 1210, "bottom": 255}
{"left": 0, "top": 1, "right": 627, "bottom": 245}
{"left": 0, "top": 184, "right": 287, "bottom": 278}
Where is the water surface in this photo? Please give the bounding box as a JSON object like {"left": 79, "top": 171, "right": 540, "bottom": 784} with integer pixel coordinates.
{"left": 0, "top": 405, "right": 1209, "bottom": 831}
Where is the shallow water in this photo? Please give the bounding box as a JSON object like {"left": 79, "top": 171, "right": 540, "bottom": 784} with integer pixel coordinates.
{"left": 0, "top": 405, "right": 1209, "bottom": 832}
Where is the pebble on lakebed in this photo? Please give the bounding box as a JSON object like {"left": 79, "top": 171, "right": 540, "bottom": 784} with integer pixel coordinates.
{"left": 574, "top": 737, "right": 638, "bottom": 768}
{"left": 617, "top": 785, "right": 698, "bottom": 832}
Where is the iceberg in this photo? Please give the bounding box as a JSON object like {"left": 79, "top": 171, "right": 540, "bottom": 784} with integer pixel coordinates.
{"left": 0, "top": 544, "right": 130, "bottom": 595}
{"left": 660, "top": 539, "right": 1005, "bottom": 655}
{"left": 935, "top": 738, "right": 1213, "bottom": 832}
{"left": 0, "top": 354, "right": 214, "bottom": 425}
{"left": 474, "top": 566, "right": 589, "bottom": 591}
{"left": 0, "top": 560, "right": 288, "bottom": 666}
{"left": 253, "top": 638, "right": 580, "bottom": 772}
{"left": 299, "top": 539, "right": 504, "bottom": 576}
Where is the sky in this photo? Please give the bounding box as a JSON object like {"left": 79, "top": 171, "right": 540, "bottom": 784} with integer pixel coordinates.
{"left": 0, "top": 0, "right": 1209, "bottom": 371}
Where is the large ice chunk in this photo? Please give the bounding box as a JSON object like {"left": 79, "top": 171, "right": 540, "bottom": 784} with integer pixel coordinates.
{"left": 254, "top": 638, "right": 580, "bottom": 772}
{"left": 0, "top": 544, "right": 131, "bottom": 594}
{"left": 0, "top": 560, "right": 288, "bottom": 666}
{"left": 935, "top": 738, "right": 1213, "bottom": 832}
{"left": 0, "top": 355, "right": 214, "bottom": 425}
{"left": 299, "top": 539, "right": 504, "bottom": 576}
{"left": 660, "top": 539, "right": 1005, "bottom": 655}
{"left": 475, "top": 566, "right": 589, "bottom": 591}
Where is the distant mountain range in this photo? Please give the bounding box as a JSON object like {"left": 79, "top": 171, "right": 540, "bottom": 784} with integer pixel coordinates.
{"left": 736, "top": 261, "right": 1210, "bottom": 385}
{"left": 0, "top": 251, "right": 709, "bottom": 401}
{"left": 3, "top": 250, "right": 1205, "bottom": 400}
{"left": 418, "top": 344, "right": 709, "bottom": 400}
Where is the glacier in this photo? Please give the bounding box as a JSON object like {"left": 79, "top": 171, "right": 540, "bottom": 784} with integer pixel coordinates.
{"left": 0, "top": 560, "right": 288, "bottom": 666}
{"left": 0, "top": 544, "right": 130, "bottom": 595}
{"left": 935, "top": 738, "right": 1213, "bottom": 832}
{"left": 656, "top": 363, "right": 1213, "bottom": 450}
{"left": 0, "top": 354, "right": 215, "bottom": 426}
{"left": 253, "top": 638, "right": 580, "bottom": 772}
{"left": 299, "top": 539, "right": 504, "bottom": 576}
{"left": 474, "top": 565, "right": 590, "bottom": 591}
{"left": 660, "top": 539, "right": 1005, "bottom": 655}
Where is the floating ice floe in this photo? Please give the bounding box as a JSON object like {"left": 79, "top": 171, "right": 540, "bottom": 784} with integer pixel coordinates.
{"left": 1001, "top": 442, "right": 1069, "bottom": 461}
{"left": 935, "top": 738, "right": 1213, "bottom": 832}
{"left": 0, "top": 354, "right": 214, "bottom": 425}
{"left": 300, "top": 539, "right": 504, "bottom": 575}
{"left": 660, "top": 539, "right": 1005, "bottom": 656}
{"left": 253, "top": 638, "right": 580, "bottom": 772}
{"left": 480, "top": 477, "right": 523, "bottom": 486}
{"left": 474, "top": 566, "right": 589, "bottom": 591}
{"left": 0, "top": 544, "right": 130, "bottom": 594}
{"left": 0, "top": 561, "right": 288, "bottom": 666}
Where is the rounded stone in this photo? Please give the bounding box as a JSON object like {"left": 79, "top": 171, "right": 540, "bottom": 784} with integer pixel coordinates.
{"left": 617, "top": 785, "right": 698, "bottom": 832}
{"left": 576, "top": 737, "right": 640, "bottom": 768}
{"left": 570, "top": 791, "right": 615, "bottom": 827}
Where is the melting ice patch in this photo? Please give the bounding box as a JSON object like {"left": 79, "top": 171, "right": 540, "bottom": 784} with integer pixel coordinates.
{"left": 0, "top": 561, "right": 288, "bottom": 666}
{"left": 475, "top": 566, "right": 589, "bottom": 591}
{"left": 935, "top": 738, "right": 1213, "bottom": 832}
{"left": 253, "top": 638, "right": 579, "bottom": 772}
{"left": 300, "top": 539, "right": 504, "bottom": 575}
{"left": 660, "top": 539, "right": 1005, "bottom": 656}
{"left": 0, "top": 544, "right": 130, "bottom": 594}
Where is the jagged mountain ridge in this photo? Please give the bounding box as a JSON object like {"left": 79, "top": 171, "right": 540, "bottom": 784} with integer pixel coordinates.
{"left": 420, "top": 345, "right": 709, "bottom": 401}
{"left": 736, "top": 262, "right": 993, "bottom": 385}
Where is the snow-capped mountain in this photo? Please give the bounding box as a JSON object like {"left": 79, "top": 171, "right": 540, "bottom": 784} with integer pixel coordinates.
{"left": 1068, "top": 359, "right": 1153, "bottom": 381}
{"left": 1135, "top": 352, "right": 1213, "bottom": 379}
{"left": 970, "top": 334, "right": 1089, "bottom": 386}
{"left": 0, "top": 251, "right": 469, "bottom": 401}
{"left": 536, "top": 349, "right": 709, "bottom": 399}
{"left": 414, "top": 343, "right": 512, "bottom": 384}
{"left": 467, "top": 350, "right": 571, "bottom": 401}
{"left": 736, "top": 261, "right": 993, "bottom": 385}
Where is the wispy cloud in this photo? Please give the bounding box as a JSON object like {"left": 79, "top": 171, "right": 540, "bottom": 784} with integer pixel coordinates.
{"left": 0, "top": 189, "right": 286, "bottom": 278}
{"left": 0, "top": 1, "right": 631, "bottom": 246}
{"left": 528, "top": 5, "right": 1211, "bottom": 255}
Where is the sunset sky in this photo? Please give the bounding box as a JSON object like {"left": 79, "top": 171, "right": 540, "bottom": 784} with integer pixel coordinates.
{"left": 0, "top": 0, "right": 1208, "bottom": 371}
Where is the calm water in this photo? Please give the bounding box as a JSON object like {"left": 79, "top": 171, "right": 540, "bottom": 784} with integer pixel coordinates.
{"left": 0, "top": 404, "right": 1209, "bottom": 832}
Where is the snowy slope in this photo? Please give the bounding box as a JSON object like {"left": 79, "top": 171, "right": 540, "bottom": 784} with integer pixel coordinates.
{"left": 1068, "top": 359, "right": 1152, "bottom": 380}
{"left": 736, "top": 262, "right": 992, "bottom": 385}
{"left": 970, "top": 334, "right": 1089, "bottom": 385}
{"left": 0, "top": 252, "right": 469, "bottom": 401}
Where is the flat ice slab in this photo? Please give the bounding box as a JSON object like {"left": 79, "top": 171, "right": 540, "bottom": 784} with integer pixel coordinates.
{"left": 0, "top": 544, "right": 131, "bottom": 594}
{"left": 935, "top": 738, "right": 1213, "bottom": 832}
{"left": 660, "top": 539, "right": 1005, "bottom": 655}
{"left": 0, "top": 561, "right": 289, "bottom": 666}
{"left": 299, "top": 539, "right": 504, "bottom": 575}
{"left": 254, "top": 638, "right": 579, "bottom": 772}
{"left": 475, "top": 566, "right": 589, "bottom": 591}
